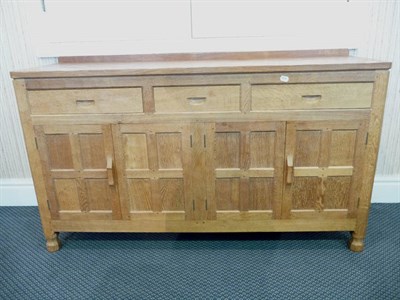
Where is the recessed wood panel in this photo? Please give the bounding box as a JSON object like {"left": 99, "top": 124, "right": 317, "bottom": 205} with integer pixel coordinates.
{"left": 292, "top": 177, "right": 320, "bottom": 210}
{"left": 252, "top": 83, "right": 373, "bottom": 110}
{"left": 54, "top": 179, "right": 80, "bottom": 211}
{"left": 154, "top": 85, "right": 240, "bottom": 113}
{"left": 250, "top": 131, "right": 275, "bottom": 168}
{"left": 35, "top": 124, "right": 119, "bottom": 222}
{"left": 330, "top": 130, "right": 357, "bottom": 166}
{"left": 46, "top": 134, "right": 73, "bottom": 169}
{"left": 215, "top": 132, "right": 240, "bottom": 168}
{"left": 156, "top": 133, "right": 182, "bottom": 169}
{"left": 216, "top": 178, "right": 240, "bottom": 210}
{"left": 127, "top": 179, "right": 152, "bottom": 211}
{"left": 86, "top": 179, "right": 111, "bottom": 211}
{"left": 123, "top": 134, "right": 148, "bottom": 169}
{"left": 116, "top": 124, "right": 189, "bottom": 219}
{"left": 79, "top": 134, "right": 106, "bottom": 169}
{"left": 324, "top": 177, "right": 352, "bottom": 209}
{"left": 28, "top": 88, "right": 143, "bottom": 114}
{"left": 295, "top": 131, "right": 321, "bottom": 166}
{"left": 285, "top": 121, "right": 367, "bottom": 219}
{"left": 249, "top": 178, "right": 274, "bottom": 210}
{"left": 160, "top": 179, "right": 184, "bottom": 211}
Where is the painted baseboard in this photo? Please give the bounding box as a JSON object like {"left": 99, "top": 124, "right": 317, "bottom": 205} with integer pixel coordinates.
{"left": 0, "top": 178, "right": 37, "bottom": 206}
{"left": 370, "top": 176, "right": 400, "bottom": 203}
{"left": 0, "top": 176, "right": 399, "bottom": 206}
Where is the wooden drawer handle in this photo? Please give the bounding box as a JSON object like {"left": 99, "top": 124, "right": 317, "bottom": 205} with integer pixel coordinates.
{"left": 286, "top": 155, "right": 294, "bottom": 184}
{"left": 76, "top": 99, "right": 95, "bottom": 106}
{"left": 302, "top": 95, "right": 322, "bottom": 101}
{"left": 106, "top": 156, "right": 114, "bottom": 186}
{"left": 187, "top": 97, "right": 207, "bottom": 105}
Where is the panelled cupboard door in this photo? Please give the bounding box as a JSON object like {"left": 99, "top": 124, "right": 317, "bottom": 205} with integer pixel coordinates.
{"left": 113, "top": 123, "right": 192, "bottom": 221}
{"left": 283, "top": 120, "right": 368, "bottom": 219}
{"left": 34, "top": 125, "right": 121, "bottom": 220}
{"left": 211, "top": 122, "right": 286, "bottom": 220}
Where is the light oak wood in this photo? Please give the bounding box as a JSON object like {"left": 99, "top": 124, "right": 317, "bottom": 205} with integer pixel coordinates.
{"left": 11, "top": 51, "right": 390, "bottom": 79}
{"left": 351, "top": 71, "right": 390, "bottom": 252}
{"left": 34, "top": 124, "right": 121, "bottom": 222}
{"left": 283, "top": 120, "right": 368, "bottom": 222}
{"left": 51, "top": 218, "right": 357, "bottom": 233}
{"left": 212, "top": 121, "right": 285, "bottom": 219}
{"left": 58, "top": 49, "right": 351, "bottom": 63}
{"left": 113, "top": 123, "right": 190, "bottom": 220}
{"left": 252, "top": 83, "right": 373, "bottom": 110}
{"left": 154, "top": 85, "right": 240, "bottom": 113}
{"left": 28, "top": 88, "right": 143, "bottom": 114}
{"left": 11, "top": 51, "right": 390, "bottom": 252}
{"left": 25, "top": 71, "right": 377, "bottom": 90}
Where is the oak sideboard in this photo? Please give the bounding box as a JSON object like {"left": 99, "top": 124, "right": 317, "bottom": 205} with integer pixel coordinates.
{"left": 11, "top": 50, "right": 391, "bottom": 252}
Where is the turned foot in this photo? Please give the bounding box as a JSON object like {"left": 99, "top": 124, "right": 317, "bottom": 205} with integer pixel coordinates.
{"left": 46, "top": 233, "right": 61, "bottom": 252}
{"left": 349, "top": 236, "right": 364, "bottom": 252}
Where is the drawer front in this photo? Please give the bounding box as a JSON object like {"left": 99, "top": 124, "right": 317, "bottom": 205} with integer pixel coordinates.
{"left": 154, "top": 85, "right": 240, "bottom": 113}
{"left": 251, "top": 83, "right": 373, "bottom": 110}
{"left": 28, "top": 88, "right": 143, "bottom": 114}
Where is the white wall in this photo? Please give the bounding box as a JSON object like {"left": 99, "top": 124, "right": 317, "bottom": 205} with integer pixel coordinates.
{"left": 28, "top": 0, "right": 370, "bottom": 56}
{"left": 0, "top": 1, "right": 399, "bottom": 205}
{"left": 1, "top": 1, "right": 56, "bottom": 179}
{"left": 357, "top": 2, "right": 400, "bottom": 177}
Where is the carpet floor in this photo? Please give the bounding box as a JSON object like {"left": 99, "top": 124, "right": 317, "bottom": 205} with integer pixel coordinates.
{"left": 0, "top": 204, "right": 399, "bottom": 300}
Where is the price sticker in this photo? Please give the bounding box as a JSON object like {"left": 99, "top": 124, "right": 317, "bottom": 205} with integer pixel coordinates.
{"left": 280, "top": 75, "right": 289, "bottom": 83}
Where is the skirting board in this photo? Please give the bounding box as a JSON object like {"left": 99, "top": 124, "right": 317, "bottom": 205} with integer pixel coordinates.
{"left": 0, "top": 176, "right": 399, "bottom": 206}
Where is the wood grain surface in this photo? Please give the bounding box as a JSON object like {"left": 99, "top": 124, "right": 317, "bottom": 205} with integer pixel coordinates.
{"left": 11, "top": 51, "right": 390, "bottom": 252}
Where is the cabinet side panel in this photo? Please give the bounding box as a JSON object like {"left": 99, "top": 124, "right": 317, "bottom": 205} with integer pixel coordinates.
{"left": 355, "top": 71, "right": 390, "bottom": 238}
{"left": 13, "top": 79, "right": 56, "bottom": 240}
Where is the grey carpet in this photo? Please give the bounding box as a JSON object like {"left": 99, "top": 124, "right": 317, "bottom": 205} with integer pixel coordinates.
{"left": 0, "top": 204, "right": 399, "bottom": 300}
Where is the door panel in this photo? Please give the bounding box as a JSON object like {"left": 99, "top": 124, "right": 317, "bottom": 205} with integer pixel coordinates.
{"left": 283, "top": 120, "right": 367, "bottom": 219}
{"left": 211, "top": 122, "right": 285, "bottom": 220}
{"left": 114, "top": 123, "right": 190, "bottom": 220}
{"left": 35, "top": 125, "right": 120, "bottom": 220}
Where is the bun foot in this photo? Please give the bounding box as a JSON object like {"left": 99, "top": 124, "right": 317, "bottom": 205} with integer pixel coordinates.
{"left": 46, "top": 234, "right": 61, "bottom": 252}
{"left": 349, "top": 237, "right": 364, "bottom": 252}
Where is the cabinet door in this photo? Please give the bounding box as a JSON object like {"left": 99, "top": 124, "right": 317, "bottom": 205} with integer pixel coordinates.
{"left": 209, "top": 122, "right": 285, "bottom": 220}
{"left": 283, "top": 120, "right": 368, "bottom": 219}
{"left": 113, "top": 123, "right": 192, "bottom": 221}
{"left": 35, "top": 125, "right": 120, "bottom": 220}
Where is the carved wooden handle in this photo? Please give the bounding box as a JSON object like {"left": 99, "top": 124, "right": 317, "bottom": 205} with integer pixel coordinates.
{"left": 187, "top": 97, "right": 207, "bottom": 105}
{"left": 76, "top": 99, "right": 95, "bottom": 106}
{"left": 286, "top": 155, "right": 294, "bottom": 184}
{"left": 106, "top": 156, "right": 114, "bottom": 186}
{"left": 302, "top": 95, "right": 322, "bottom": 101}
{"left": 316, "top": 177, "right": 327, "bottom": 211}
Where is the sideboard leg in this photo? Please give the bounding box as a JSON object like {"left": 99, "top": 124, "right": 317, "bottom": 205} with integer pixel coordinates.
{"left": 46, "top": 233, "right": 61, "bottom": 252}
{"left": 349, "top": 233, "right": 364, "bottom": 252}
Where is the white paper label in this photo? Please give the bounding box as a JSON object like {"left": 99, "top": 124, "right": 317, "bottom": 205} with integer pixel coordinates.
{"left": 280, "top": 75, "right": 289, "bottom": 82}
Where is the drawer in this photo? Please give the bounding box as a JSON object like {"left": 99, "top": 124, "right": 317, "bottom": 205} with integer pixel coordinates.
{"left": 28, "top": 88, "right": 143, "bottom": 114}
{"left": 251, "top": 83, "right": 373, "bottom": 110}
{"left": 154, "top": 85, "right": 240, "bottom": 113}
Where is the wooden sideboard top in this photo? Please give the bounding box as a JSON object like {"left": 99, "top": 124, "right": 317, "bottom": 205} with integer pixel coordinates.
{"left": 11, "top": 49, "right": 391, "bottom": 79}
